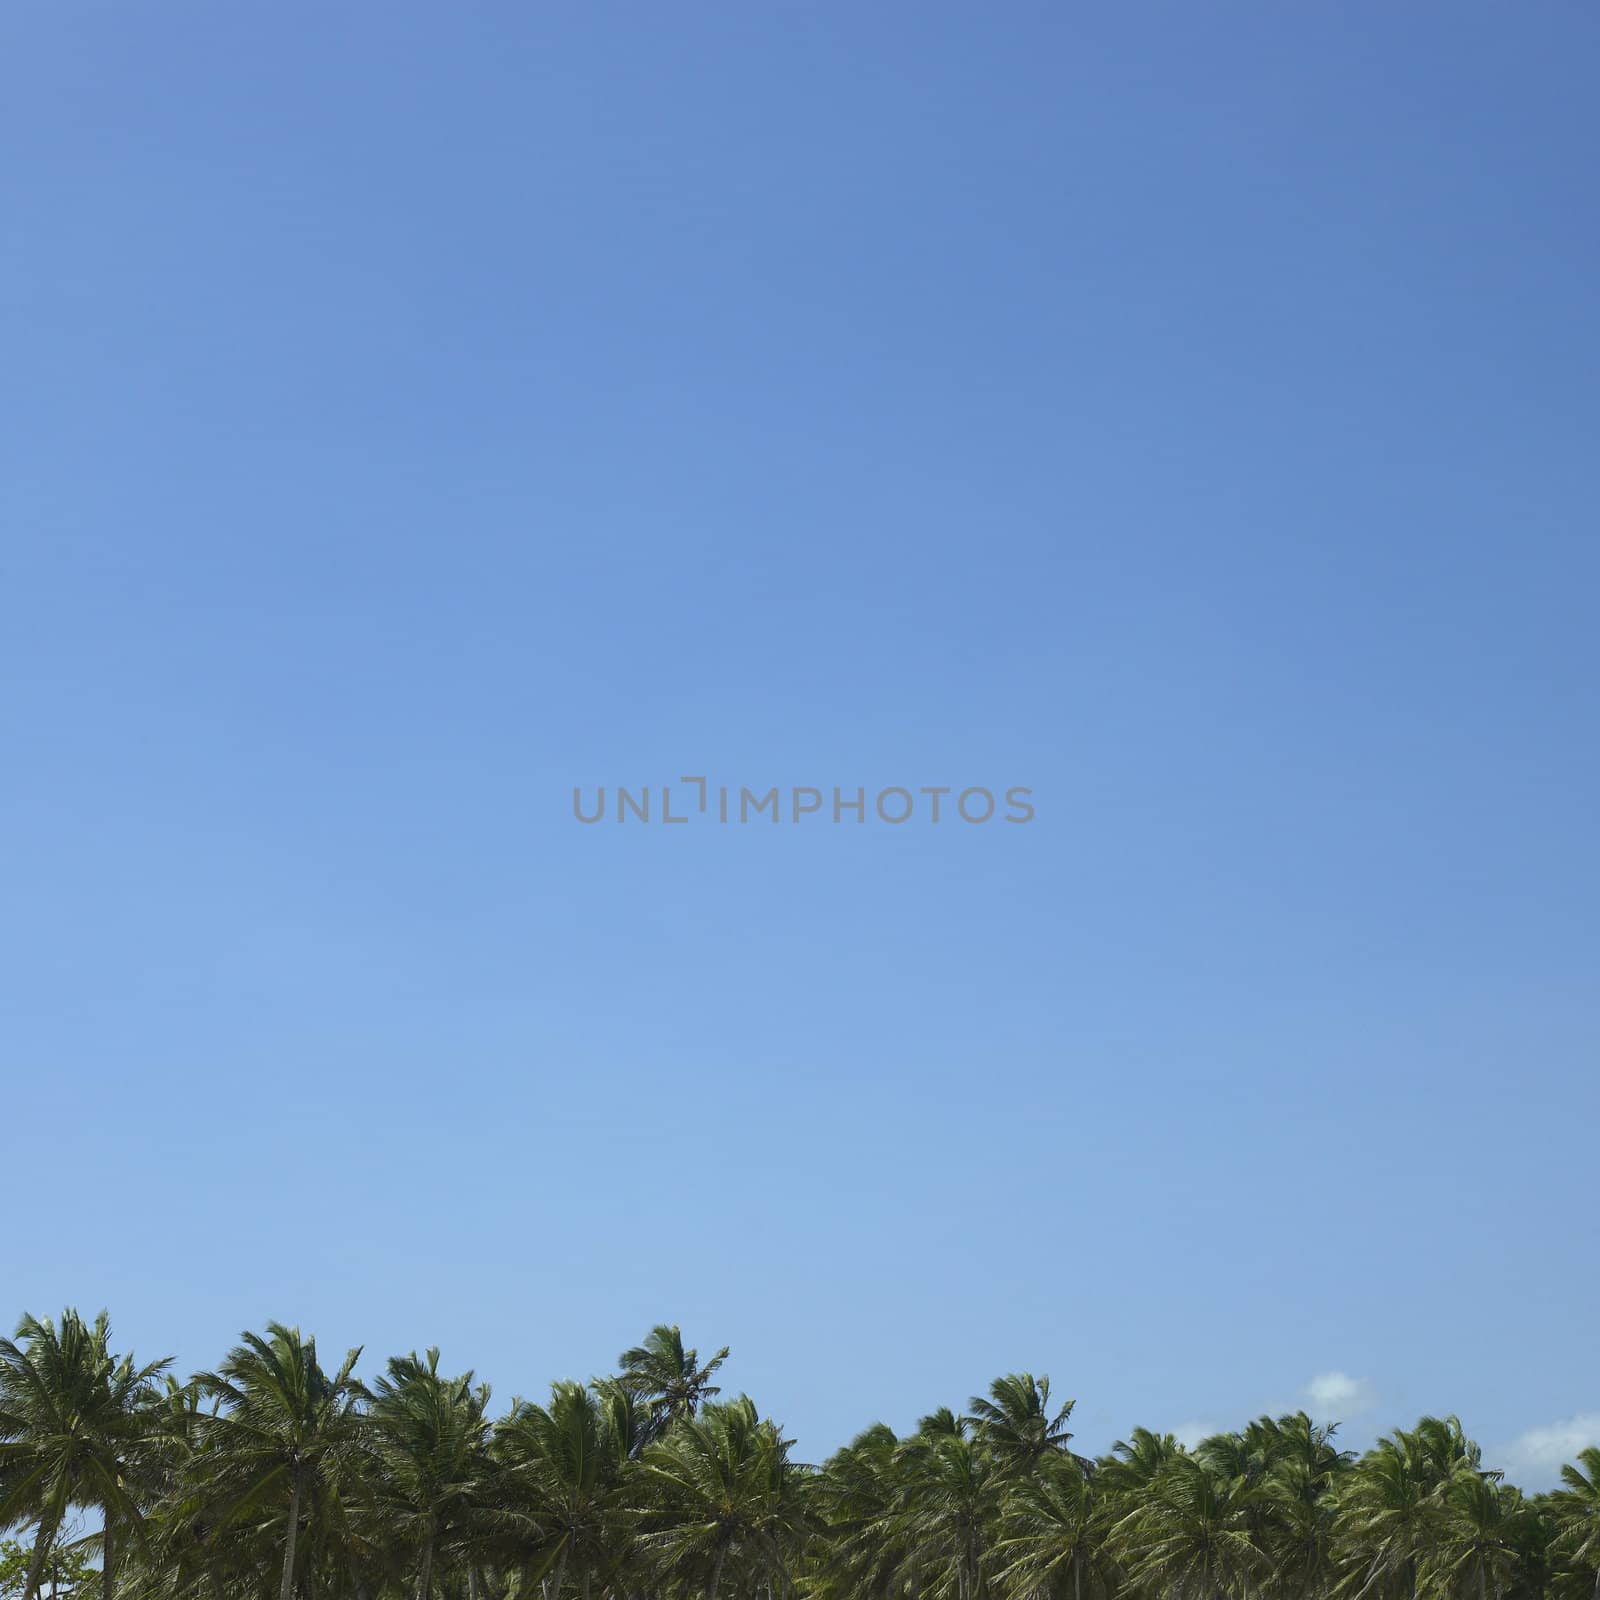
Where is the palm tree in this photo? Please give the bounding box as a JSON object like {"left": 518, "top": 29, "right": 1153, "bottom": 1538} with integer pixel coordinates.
{"left": 1549, "top": 1448, "right": 1600, "bottom": 1600}
{"left": 993, "top": 1452, "right": 1113, "bottom": 1600}
{"left": 116, "top": 1376, "right": 217, "bottom": 1600}
{"left": 366, "top": 1349, "right": 494, "bottom": 1600}
{"left": 10, "top": 1305, "right": 1600, "bottom": 1600}
{"left": 891, "top": 1419, "right": 998, "bottom": 1600}
{"left": 1253, "top": 1423, "right": 1350, "bottom": 1600}
{"left": 969, "top": 1377, "right": 1077, "bottom": 1478}
{"left": 640, "top": 1397, "right": 807, "bottom": 1600}
{"left": 592, "top": 1378, "right": 653, "bottom": 1467}
{"left": 1109, "top": 1450, "right": 1264, "bottom": 1600}
{"left": 492, "top": 1379, "right": 628, "bottom": 1600}
{"left": 917, "top": 1410, "right": 971, "bottom": 1442}
{"left": 191, "top": 1323, "right": 366, "bottom": 1600}
{"left": 1334, "top": 1435, "right": 1436, "bottom": 1600}
{"left": 616, "top": 1328, "right": 728, "bottom": 1441}
{"left": 1095, "top": 1428, "right": 1183, "bottom": 1499}
{"left": 1334, "top": 1419, "right": 1492, "bottom": 1600}
{"left": 809, "top": 1424, "right": 909, "bottom": 1600}
{"left": 1426, "top": 1475, "right": 1535, "bottom": 1600}
{"left": 1196, "top": 1418, "right": 1335, "bottom": 1600}
{"left": 0, "top": 1310, "right": 169, "bottom": 1600}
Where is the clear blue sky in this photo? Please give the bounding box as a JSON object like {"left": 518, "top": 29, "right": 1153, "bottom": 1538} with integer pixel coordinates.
{"left": 4, "top": 3, "right": 1597, "bottom": 1484}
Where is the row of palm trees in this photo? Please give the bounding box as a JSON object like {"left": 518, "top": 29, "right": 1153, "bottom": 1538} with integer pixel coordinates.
{"left": 1, "top": 1311, "right": 1596, "bottom": 1600}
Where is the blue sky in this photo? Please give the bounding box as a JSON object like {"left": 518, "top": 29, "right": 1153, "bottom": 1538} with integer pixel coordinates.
{"left": 3, "top": 3, "right": 1597, "bottom": 1484}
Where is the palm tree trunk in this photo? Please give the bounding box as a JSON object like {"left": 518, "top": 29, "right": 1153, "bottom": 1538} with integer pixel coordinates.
{"left": 708, "top": 1545, "right": 727, "bottom": 1600}
{"left": 280, "top": 1463, "right": 304, "bottom": 1600}
{"left": 1348, "top": 1555, "right": 1386, "bottom": 1600}
{"left": 415, "top": 1526, "right": 435, "bottom": 1600}
{"left": 23, "top": 1513, "right": 61, "bottom": 1600}
{"left": 102, "top": 1516, "right": 114, "bottom": 1600}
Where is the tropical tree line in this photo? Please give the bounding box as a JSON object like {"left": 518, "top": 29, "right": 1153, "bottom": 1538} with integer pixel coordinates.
{"left": 2, "top": 1311, "right": 1597, "bottom": 1600}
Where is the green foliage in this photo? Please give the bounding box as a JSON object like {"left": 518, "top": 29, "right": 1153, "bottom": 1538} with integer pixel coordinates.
{"left": 2, "top": 1309, "right": 1597, "bottom": 1600}
{"left": 0, "top": 1535, "right": 99, "bottom": 1598}
{"left": 0, "top": 1309, "right": 169, "bottom": 1600}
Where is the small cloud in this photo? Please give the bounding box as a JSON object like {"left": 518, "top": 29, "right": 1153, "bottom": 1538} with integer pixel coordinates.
{"left": 1305, "top": 1372, "right": 1377, "bottom": 1418}
{"left": 1499, "top": 1414, "right": 1600, "bottom": 1488}
{"left": 1173, "top": 1419, "right": 1218, "bottom": 1450}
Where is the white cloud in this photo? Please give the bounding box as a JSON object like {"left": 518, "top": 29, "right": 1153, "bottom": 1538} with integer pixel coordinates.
{"left": 1304, "top": 1372, "right": 1377, "bottom": 1418}
{"left": 1498, "top": 1414, "right": 1600, "bottom": 1487}
{"left": 1173, "top": 1419, "right": 1219, "bottom": 1450}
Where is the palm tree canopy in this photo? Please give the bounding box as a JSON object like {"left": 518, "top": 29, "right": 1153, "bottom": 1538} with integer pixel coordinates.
{"left": 3, "top": 1312, "right": 1597, "bottom": 1600}
{"left": 0, "top": 1309, "right": 170, "bottom": 1597}
{"left": 969, "top": 1375, "right": 1077, "bottom": 1475}
{"left": 616, "top": 1326, "right": 729, "bottom": 1433}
